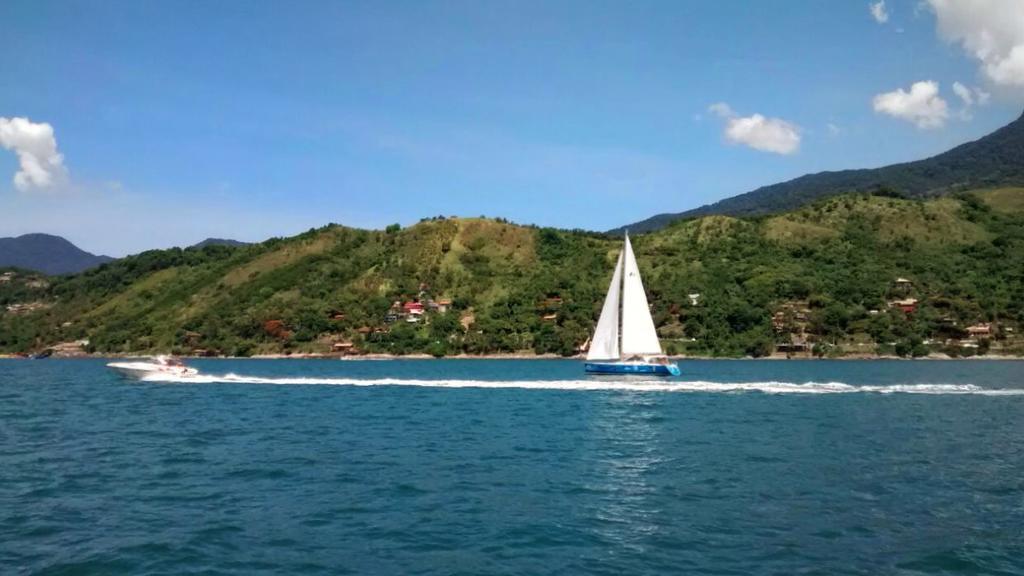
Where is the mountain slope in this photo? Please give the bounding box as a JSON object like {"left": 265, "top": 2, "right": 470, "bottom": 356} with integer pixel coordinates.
{"left": 190, "top": 238, "right": 249, "bottom": 249}
{"left": 616, "top": 110, "right": 1024, "bottom": 233}
{"left": 0, "top": 234, "right": 113, "bottom": 275}
{"left": 2, "top": 190, "right": 1023, "bottom": 358}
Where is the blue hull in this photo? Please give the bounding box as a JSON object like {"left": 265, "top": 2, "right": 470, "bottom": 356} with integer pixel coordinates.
{"left": 585, "top": 362, "right": 681, "bottom": 377}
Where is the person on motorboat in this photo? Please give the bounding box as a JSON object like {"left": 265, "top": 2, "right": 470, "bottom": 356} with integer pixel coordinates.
{"left": 107, "top": 355, "right": 199, "bottom": 379}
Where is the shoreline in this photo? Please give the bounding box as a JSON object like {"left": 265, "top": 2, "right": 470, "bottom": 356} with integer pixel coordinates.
{"left": 2, "top": 352, "right": 1023, "bottom": 361}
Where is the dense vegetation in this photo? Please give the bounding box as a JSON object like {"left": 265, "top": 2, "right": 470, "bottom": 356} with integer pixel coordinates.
{"left": 619, "top": 110, "right": 1024, "bottom": 233}
{"left": 2, "top": 189, "right": 1023, "bottom": 358}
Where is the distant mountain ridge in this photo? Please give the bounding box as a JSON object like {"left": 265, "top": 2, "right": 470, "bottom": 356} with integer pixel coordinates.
{"left": 615, "top": 110, "right": 1024, "bottom": 233}
{"left": 0, "top": 233, "right": 113, "bottom": 275}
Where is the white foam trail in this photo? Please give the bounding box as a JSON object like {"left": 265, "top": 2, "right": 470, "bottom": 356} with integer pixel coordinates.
{"left": 137, "top": 373, "right": 1024, "bottom": 395}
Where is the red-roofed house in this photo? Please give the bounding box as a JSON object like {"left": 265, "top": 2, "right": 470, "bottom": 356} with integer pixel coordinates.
{"left": 403, "top": 301, "right": 424, "bottom": 314}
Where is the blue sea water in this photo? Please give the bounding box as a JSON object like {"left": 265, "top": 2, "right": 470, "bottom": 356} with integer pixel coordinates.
{"left": 2, "top": 358, "right": 1024, "bottom": 575}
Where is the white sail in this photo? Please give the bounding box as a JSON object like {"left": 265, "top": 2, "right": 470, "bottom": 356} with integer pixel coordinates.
{"left": 587, "top": 251, "right": 623, "bottom": 360}
{"left": 620, "top": 233, "right": 663, "bottom": 356}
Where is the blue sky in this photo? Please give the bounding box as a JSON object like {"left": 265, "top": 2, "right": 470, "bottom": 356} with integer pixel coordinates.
{"left": 1, "top": 0, "right": 1023, "bottom": 255}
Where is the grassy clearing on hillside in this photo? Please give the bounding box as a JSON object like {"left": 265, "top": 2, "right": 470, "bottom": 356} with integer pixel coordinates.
{"left": 978, "top": 187, "right": 1024, "bottom": 214}
{"left": 770, "top": 195, "right": 989, "bottom": 246}
{"left": 221, "top": 228, "right": 342, "bottom": 287}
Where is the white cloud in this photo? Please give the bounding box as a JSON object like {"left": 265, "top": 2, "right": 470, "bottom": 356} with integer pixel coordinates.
{"left": 872, "top": 80, "right": 949, "bottom": 129}
{"left": 952, "top": 81, "right": 975, "bottom": 106}
{"left": 928, "top": 0, "right": 1024, "bottom": 87}
{"left": 870, "top": 1, "right": 890, "bottom": 23}
{"left": 707, "top": 102, "right": 801, "bottom": 155}
{"left": 0, "top": 117, "right": 68, "bottom": 192}
{"left": 952, "top": 81, "right": 992, "bottom": 119}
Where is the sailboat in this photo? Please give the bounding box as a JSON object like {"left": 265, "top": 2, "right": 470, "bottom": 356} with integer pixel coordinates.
{"left": 585, "top": 233, "right": 681, "bottom": 376}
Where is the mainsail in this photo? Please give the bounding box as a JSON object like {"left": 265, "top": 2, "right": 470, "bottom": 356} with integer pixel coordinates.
{"left": 587, "top": 251, "right": 623, "bottom": 360}
{"left": 620, "top": 234, "right": 663, "bottom": 356}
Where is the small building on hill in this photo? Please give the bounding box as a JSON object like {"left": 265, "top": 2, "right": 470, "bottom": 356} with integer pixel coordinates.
{"left": 771, "top": 301, "right": 811, "bottom": 333}
{"left": 50, "top": 339, "right": 90, "bottom": 357}
{"left": 890, "top": 298, "right": 918, "bottom": 313}
{"left": 966, "top": 323, "right": 992, "bottom": 337}
{"left": 776, "top": 334, "right": 809, "bottom": 354}
{"left": 426, "top": 298, "right": 453, "bottom": 313}
{"left": 332, "top": 341, "right": 358, "bottom": 355}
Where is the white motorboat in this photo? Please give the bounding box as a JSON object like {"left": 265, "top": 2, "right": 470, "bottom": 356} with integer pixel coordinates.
{"left": 107, "top": 355, "right": 198, "bottom": 379}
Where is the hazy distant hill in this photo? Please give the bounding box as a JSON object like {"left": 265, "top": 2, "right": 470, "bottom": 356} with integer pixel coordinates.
{"left": 615, "top": 110, "right": 1024, "bottom": 233}
{"left": 190, "top": 238, "right": 249, "bottom": 249}
{"left": 0, "top": 234, "right": 113, "bottom": 275}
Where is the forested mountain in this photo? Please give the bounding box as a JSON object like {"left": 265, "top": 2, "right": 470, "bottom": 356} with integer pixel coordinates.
{"left": 2, "top": 189, "right": 1023, "bottom": 358}
{"left": 0, "top": 234, "right": 113, "bottom": 275}
{"left": 617, "top": 110, "right": 1024, "bottom": 233}
{"left": 190, "top": 238, "right": 249, "bottom": 249}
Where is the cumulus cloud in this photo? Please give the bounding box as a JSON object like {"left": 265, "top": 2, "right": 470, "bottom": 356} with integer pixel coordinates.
{"left": 0, "top": 117, "right": 68, "bottom": 191}
{"left": 872, "top": 81, "right": 949, "bottom": 129}
{"left": 870, "top": 1, "right": 889, "bottom": 23}
{"left": 928, "top": 0, "right": 1024, "bottom": 87}
{"left": 708, "top": 102, "right": 801, "bottom": 155}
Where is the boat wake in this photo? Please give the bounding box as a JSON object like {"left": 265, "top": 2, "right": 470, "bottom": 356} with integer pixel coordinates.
{"left": 137, "top": 373, "right": 1024, "bottom": 395}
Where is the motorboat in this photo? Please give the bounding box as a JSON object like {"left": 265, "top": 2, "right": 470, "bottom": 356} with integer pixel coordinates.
{"left": 107, "top": 355, "right": 198, "bottom": 379}
{"left": 584, "top": 233, "right": 681, "bottom": 377}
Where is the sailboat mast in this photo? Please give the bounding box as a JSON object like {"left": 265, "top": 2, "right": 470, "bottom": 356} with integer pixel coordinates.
{"left": 618, "top": 233, "right": 627, "bottom": 357}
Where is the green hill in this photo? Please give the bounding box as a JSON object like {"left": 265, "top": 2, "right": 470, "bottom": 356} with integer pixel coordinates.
{"left": 616, "top": 110, "right": 1024, "bottom": 233}
{"left": 2, "top": 190, "right": 1023, "bottom": 358}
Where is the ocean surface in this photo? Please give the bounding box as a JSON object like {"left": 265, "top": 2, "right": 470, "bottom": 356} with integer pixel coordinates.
{"left": 2, "top": 358, "right": 1024, "bottom": 575}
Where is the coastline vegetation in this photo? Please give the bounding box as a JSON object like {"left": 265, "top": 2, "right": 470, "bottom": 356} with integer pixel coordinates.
{"left": 1, "top": 189, "right": 1023, "bottom": 359}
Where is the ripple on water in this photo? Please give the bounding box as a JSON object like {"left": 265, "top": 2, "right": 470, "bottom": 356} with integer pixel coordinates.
{"left": 222, "top": 467, "right": 291, "bottom": 480}
{"left": 3, "top": 358, "right": 1024, "bottom": 575}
